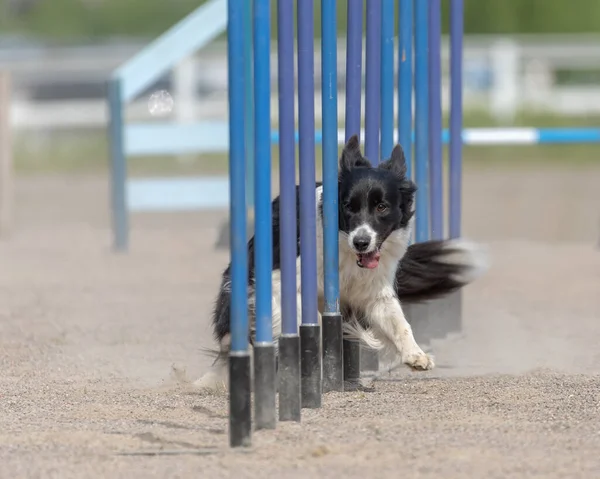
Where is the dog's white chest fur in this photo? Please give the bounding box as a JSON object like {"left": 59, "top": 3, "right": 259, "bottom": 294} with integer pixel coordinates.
{"left": 314, "top": 186, "right": 411, "bottom": 312}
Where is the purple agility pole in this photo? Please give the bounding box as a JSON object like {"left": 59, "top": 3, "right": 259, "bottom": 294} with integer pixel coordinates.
{"left": 398, "top": 0, "right": 414, "bottom": 180}
{"left": 414, "top": 0, "right": 429, "bottom": 242}
{"left": 428, "top": 0, "right": 443, "bottom": 240}
{"left": 365, "top": 0, "right": 381, "bottom": 164}
{"left": 297, "top": 0, "right": 322, "bottom": 408}
{"left": 277, "top": 0, "right": 301, "bottom": 423}
{"left": 449, "top": 0, "right": 464, "bottom": 239}
{"left": 380, "top": 0, "right": 395, "bottom": 160}
{"left": 252, "top": 0, "right": 276, "bottom": 432}
{"left": 342, "top": 0, "right": 364, "bottom": 387}
{"left": 345, "top": 0, "right": 363, "bottom": 142}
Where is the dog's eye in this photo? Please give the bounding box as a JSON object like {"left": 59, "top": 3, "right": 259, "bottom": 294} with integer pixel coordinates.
{"left": 376, "top": 203, "right": 388, "bottom": 213}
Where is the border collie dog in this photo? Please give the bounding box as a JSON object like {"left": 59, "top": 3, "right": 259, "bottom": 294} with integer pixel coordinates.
{"left": 196, "top": 135, "right": 488, "bottom": 389}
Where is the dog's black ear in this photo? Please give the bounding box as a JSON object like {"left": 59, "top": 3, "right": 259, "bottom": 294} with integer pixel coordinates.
{"left": 379, "top": 143, "right": 407, "bottom": 179}
{"left": 340, "top": 134, "right": 371, "bottom": 172}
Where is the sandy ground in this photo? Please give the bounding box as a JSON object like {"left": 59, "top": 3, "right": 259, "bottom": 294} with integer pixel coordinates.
{"left": 1, "top": 166, "right": 600, "bottom": 478}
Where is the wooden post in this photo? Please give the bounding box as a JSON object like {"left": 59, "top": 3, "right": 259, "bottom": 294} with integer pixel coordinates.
{"left": 0, "top": 71, "right": 13, "bottom": 237}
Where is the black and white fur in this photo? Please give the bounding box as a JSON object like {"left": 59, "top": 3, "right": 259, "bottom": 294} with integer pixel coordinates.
{"left": 195, "top": 136, "right": 488, "bottom": 389}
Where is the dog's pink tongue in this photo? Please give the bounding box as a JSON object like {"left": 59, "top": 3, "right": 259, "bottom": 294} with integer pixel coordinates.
{"left": 360, "top": 251, "right": 381, "bottom": 269}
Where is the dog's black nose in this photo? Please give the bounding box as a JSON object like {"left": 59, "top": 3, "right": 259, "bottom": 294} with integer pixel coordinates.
{"left": 353, "top": 236, "right": 370, "bottom": 252}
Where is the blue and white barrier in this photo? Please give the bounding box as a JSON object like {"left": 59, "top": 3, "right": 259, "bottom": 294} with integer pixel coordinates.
{"left": 126, "top": 125, "right": 600, "bottom": 213}
{"left": 125, "top": 123, "right": 600, "bottom": 157}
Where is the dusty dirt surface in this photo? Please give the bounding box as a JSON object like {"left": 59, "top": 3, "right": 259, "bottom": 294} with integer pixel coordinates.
{"left": 1, "top": 167, "right": 600, "bottom": 478}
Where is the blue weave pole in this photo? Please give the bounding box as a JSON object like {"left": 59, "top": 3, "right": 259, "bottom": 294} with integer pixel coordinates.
{"left": 414, "top": 0, "right": 430, "bottom": 243}
{"left": 297, "top": 0, "right": 318, "bottom": 329}
{"left": 365, "top": 0, "right": 381, "bottom": 164}
{"left": 449, "top": 0, "right": 464, "bottom": 239}
{"left": 277, "top": 0, "right": 297, "bottom": 341}
{"left": 297, "top": 0, "right": 322, "bottom": 408}
{"left": 345, "top": 0, "right": 363, "bottom": 142}
{"left": 277, "top": 0, "right": 301, "bottom": 422}
{"left": 228, "top": 3, "right": 249, "bottom": 361}
{"left": 321, "top": 0, "right": 340, "bottom": 316}
{"left": 252, "top": 0, "right": 276, "bottom": 431}
{"left": 398, "top": 0, "right": 414, "bottom": 180}
{"left": 428, "top": 0, "right": 443, "bottom": 240}
{"left": 227, "top": 0, "right": 251, "bottom": 448}
{"left": 321, "top": 0, "right": 343, "bottom": 393}
{"left": 341, "top": 0, "right": 364, "bottom": 387}
{"left": 380, "top": 0, "right": 395, "bottom": 160}
{"left": 244, "top": 0, "right": 255, "bottom": 209}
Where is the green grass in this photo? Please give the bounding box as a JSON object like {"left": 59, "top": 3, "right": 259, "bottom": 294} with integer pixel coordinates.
{"left": 4, "top": 0, "right": 600, "bottom": 42}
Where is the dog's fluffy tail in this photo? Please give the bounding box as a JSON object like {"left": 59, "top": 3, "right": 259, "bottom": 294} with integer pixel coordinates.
{"left": 396, "top": 238, "right": 489, "bottom": 304}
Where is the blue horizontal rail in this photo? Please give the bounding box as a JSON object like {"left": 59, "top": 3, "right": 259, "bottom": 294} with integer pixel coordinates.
{"left": 128, "top": 176, "right": 229, "bottom": 211}
{"left": 536, "top": 128, "right": 600, "bottom": 143}
{"left": 126, "top": 121, "right": 229, "bottom": 155}
{"left": 125, "top": 123, "right": 600, "bottom": 156}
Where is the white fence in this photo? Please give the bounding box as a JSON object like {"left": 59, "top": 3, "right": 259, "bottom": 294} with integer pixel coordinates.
{"left": 3, "top": 33, "right": 600, "bottom": 132}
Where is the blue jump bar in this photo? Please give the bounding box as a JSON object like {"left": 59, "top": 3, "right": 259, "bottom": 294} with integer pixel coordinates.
{"left": 537, "top": 128, "right": 600, "bottom": 143}
{"left": 265, "top": 128, "right": 600, "bottom": 145}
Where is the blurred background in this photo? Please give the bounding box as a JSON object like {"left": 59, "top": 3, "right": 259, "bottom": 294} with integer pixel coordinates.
{"left": 1, "top": 0, "right": 599, "bottom": 242}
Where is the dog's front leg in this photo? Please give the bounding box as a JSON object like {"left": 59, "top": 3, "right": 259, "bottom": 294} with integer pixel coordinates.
{"left": 368, "top": 289, "right": 434, "bottom": 371}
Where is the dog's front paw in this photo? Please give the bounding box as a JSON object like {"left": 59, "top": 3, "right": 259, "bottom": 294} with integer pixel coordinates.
{"left": 402, "top": 350, "right": 435, "bottom": 371}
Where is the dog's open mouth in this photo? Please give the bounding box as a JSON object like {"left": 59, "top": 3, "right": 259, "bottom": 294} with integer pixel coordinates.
{"left": 356, "top": 250, "right": 381, "bottom": 269}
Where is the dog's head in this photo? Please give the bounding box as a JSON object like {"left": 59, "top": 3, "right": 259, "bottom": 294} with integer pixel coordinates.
{"left": 338, "top": 135, "right": 416, "bottom": 269}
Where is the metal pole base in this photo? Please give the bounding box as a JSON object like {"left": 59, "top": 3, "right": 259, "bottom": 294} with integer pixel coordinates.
{"left": 322, "top": 312, "right": 343, "bottom": 392}
{"left": 229, "top": 352, "right": 252, "bottom": 447}
{"left": 343, "top": 339, "right": 361, "bottom": 390}
{"left": 278, "top": 334, "right": 301, "bottom": 422}
{"left": 254, "top": 342, "right": 277, "bottom": 430}
{"left": 300, "top": 324, "right": 322, "bottom": 408}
